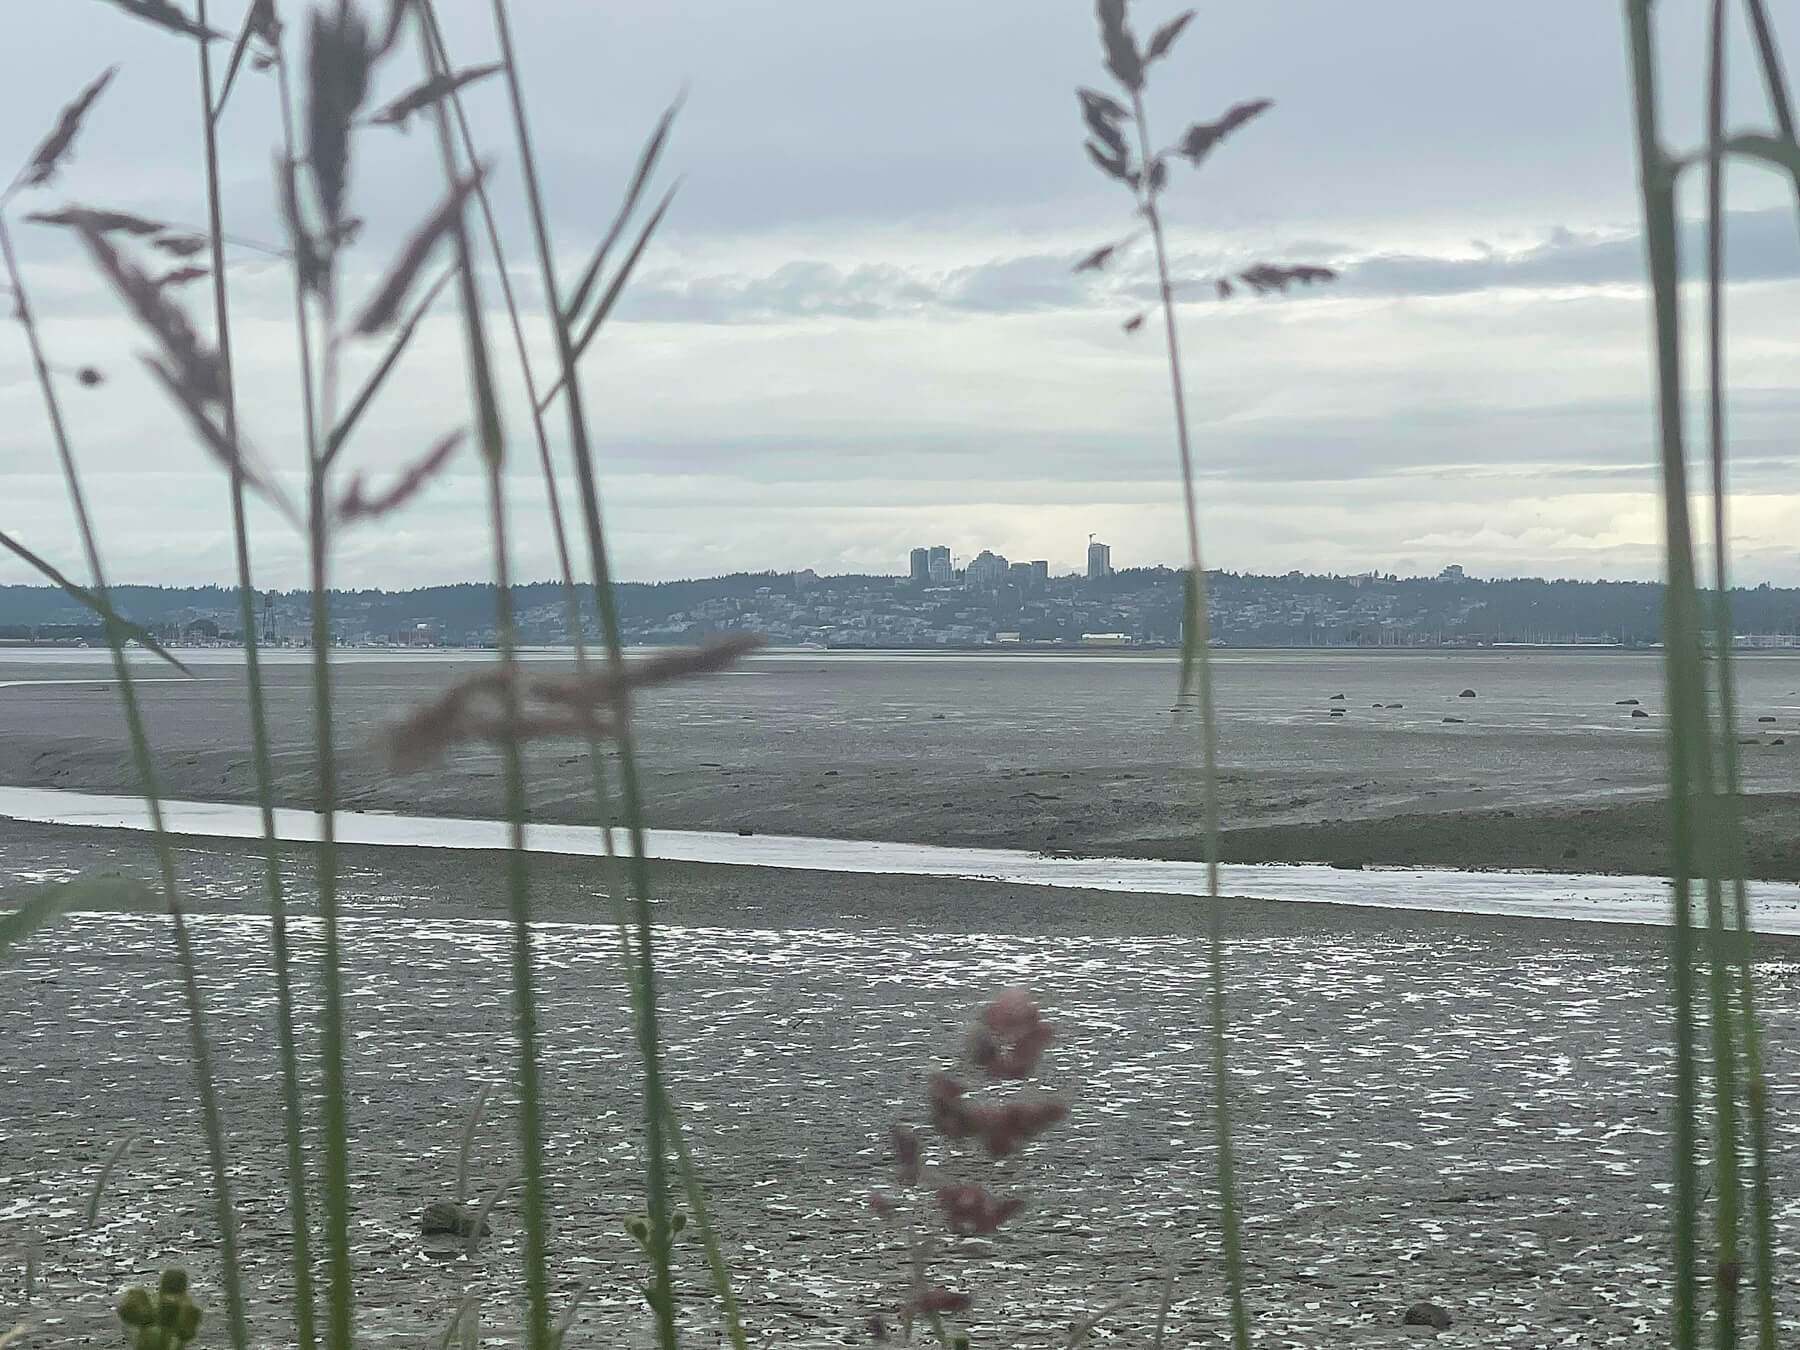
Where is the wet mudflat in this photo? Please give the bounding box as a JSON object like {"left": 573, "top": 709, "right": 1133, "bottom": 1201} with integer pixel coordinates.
{"left": 6, "top": 648, "right": 1800, "bottom": 876}
{"left": 1, "top": 830, "right": 1796, "bottom": 1347}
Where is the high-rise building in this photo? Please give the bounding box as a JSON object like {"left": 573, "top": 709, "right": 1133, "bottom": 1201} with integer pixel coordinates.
{"left": 964, "top": 550, "right": 1009, "bottom": 588}
{"left": 1029, "top": 560, "right": 1049, "bottom": 586}
{"left": 1086, "top": 539, "right": 1112, "bottom": 579}
{"left": 927, "top": 545, "right": 953, "bottom": 585}
{"left": 909, "top": 547, "right": 930, "bottom": 583}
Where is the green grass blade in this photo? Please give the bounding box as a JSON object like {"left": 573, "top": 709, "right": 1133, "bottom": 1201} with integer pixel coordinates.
{"left": 662, "top": 1092, "right": 749, "bottom": 1350}
{"left": 490, "top": 5, "right": 686, "bottom": 1346}
{"left": 0, "top": 528, "right": 189, "bottom": 673}
{"left": 1125, "top": 78, "right": 1248, "bottom": 1348}
{"left": 325, "top": 265, "right": 455, "bottom": 461}
{"left": 562, "top": 97, "right": 682, "bottom": 327}
{"left": 84, "top": 1130, "right": 141, "bottom": 1227}
{"left": 0, "top": 209, "right": 250, "bottom": 1350}
{"left": 569, "top": 186, "right": 677, "bottom": 363}
{"left": 1623, "top": 6, "right": 1710, "bottom": 1344}
{"left": 417, "top": 22, "right": 553, "bottom": 1343}
{"left": 1702, "top": 10, "right": 1746, "bottom": 1343}
{"left": 199, "top": 10, "right": 320, "bottom": 1343}
{"left": 0, "top": 873, "right": 157, "bottom": 959}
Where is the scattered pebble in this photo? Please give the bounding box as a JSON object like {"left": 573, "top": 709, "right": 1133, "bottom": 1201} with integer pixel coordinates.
{"left": 419, "top": 1200, "right": 489, "bottom": 1242}
{"left": 1403, "top": 1302, "right": 1453, "bottom": 1331}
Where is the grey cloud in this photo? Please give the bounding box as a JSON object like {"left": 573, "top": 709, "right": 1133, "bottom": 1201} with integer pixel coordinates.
{"left": 612, "top": 207, "right": 1800, "bottom": 326}
{"left": 1344, "top": 208, "right": 1800, "bottom": 297}
{"left": 619, "top": 252, "right": 1092, "bottom": 323}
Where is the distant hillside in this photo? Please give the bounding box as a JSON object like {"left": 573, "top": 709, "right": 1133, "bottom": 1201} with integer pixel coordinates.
{"left": 1, "top": 570, "right": 1797, "bottom": 648}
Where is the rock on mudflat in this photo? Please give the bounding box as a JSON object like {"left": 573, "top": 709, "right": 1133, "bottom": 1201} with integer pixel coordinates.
{"left": 1631, "top": 709, "right": 1650, "bottom": 719}
{"left": 1617, "top": 697, "right": 1641, "bottom": 705}
{"left": 1458, "top": 689, "right": 1477, "bottom": 698}
{"left": 1403, "top": 1301, "right": 1452, "bottom": 1331}
{"left": 420, "top": 1200, "right": 490, "bottom": 1241}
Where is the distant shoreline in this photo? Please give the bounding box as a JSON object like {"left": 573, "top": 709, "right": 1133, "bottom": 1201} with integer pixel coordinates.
{"left": 11, "top": 641, "right": 1800, "bottom": 662}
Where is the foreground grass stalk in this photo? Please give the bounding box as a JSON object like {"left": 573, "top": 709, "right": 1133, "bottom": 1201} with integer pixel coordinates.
{"left": 309, "top": 319, "right": 354, "bottom": 1350}
{"left": 1700, "top": 10, "right": 1743, "bottom": 1345}
{"left": 0, "top": 214, "right": 249, "bottom": 1350}
{"left": 1623, "top": 7, "right": 1711, "bottom": 1344}
{"left": 1127, "top": 87, "right": 1249, "bottom": 1350}
{"left": 304, "top": 172, "right": 355, "bottom": 1350}
{"left": 662, "top": 1087, "right": 748, "bottom": 1348}
{"left": 417, "top": 32, "right": 553, "bottom": 1346}
{"left": 423, "top": 13, "right": 744, "bottom": 1342}
{"left": 1703, "top": 7, "right": 1776, "bottom": 1342}
{"left": 195, "top": 7, "right": 318, "bottom": 1345}
{"left": 1742, "top": 0, "right": 1800, "bottom": 227}
{"left": 1720, "top": 15, "right": 1792, "bottom": 1346}
{"left": 415, "top": 0, "right": 623, "bottom": 915}
{"left": 421, "top": 71, "right": 554, "bottom": 1350}
{"left": 418, "top": 5, "right": 585, "bottom": 653}
{"left": 490, "top": 5, "right": 681, "bottom": 1343}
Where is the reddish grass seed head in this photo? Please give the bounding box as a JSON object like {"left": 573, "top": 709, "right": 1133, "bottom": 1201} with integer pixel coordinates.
{"left": 928, "top": 1073, "right": 973, "bottom": 1139}
{"left": 891, "top": 1124, "right": 922, "bottom": 1185}
{"left": 935, "top": 1183, "right": 1025, "bottom": 1236}
{"left": 967, "top": 988, "right": 1054, "bottom": 1079}
{"left": 973, "top": 1098, "right": 1069, "bottom": 1159}
{"left": 914, "top": 1288, "right": 972, "bottom": 1315}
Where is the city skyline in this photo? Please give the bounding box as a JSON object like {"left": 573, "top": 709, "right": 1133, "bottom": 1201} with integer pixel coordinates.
{"left": 11, "top": 544, "right": 1800, "bottom": 593}
{"left": 8, "top": 565, "right": 1799, "bottom": 652}
{"left": 1, "top": 4, "right": 1796, "bottom": 591}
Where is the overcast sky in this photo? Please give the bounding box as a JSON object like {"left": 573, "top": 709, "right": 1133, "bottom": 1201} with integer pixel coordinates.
{"left": 1, "top": 0, "right": 1797, "bottom": 588}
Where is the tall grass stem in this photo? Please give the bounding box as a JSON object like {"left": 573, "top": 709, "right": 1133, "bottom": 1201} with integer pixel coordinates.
{"left": 1126, "top": 86, "right": 1249, "bottom": 1350}
{"left": 0, "top": 212, "right": 248, "bottom": 1349}
{"left": 1624, "top": 7, "right": 1713, "bottom": 1343}
{"left": 418, "top": 27, "right": 552, "bottom": 1344}
{"left": 489, "top": 4, "right": 681, "bottom": 1342}
{"left": 196, "top": 9, "right": 318, "bottom": 1344}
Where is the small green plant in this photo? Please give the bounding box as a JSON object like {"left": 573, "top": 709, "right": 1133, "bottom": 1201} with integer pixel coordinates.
{"left": 626, "top": 1209, "right": 688, "bottom": 1328}
{"left": 117, "top": 1269, "right": 203, "bottom": 1350}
